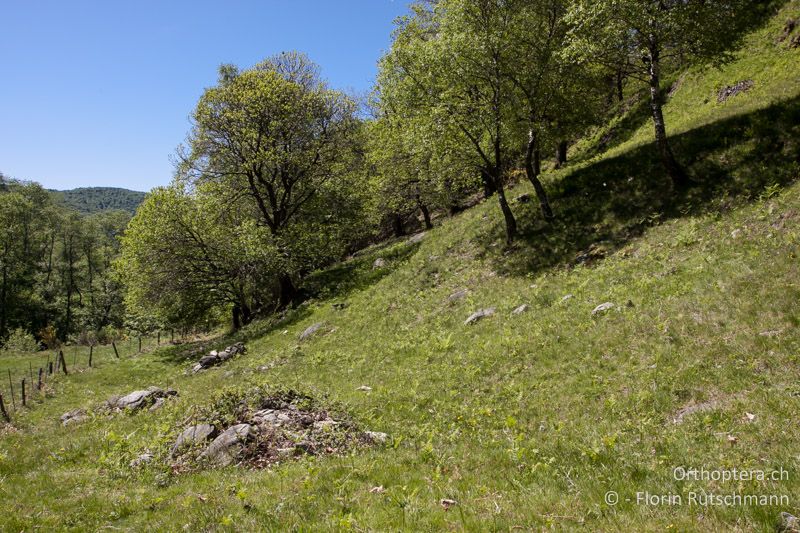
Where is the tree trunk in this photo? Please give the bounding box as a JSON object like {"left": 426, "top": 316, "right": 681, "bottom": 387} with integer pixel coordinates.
{"left": 232, "top": 305, "right": 242, "bottom": 330}
{"left": 616, "top": 69, "right": 624, "bottom": 102}
{"left": 647, "top": 47, "right": 689, "bottom": 188}
{"left": 489, "top": 169, "right": 517, "bottom": 243}
{"left": 555, "top": 141, "right": 568, "bottom": 168}
{"left": 524, "top": 130, "right": 555, "bottom": 221}
{"left": 277, "top": 274, "right": 296, "bottom": 308}
{"left": 480, "top": 170, "right": 497, "bottom": 198}
{"left": 418, "top": 201, "right": 433, "bottom": 230}
{"left": 391, "top": 213, "right": 405, "bottom": 237}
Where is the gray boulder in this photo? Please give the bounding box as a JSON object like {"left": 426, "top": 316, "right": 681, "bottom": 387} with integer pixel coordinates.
{"left": 192, "top": 342, "right": 246, "bottom": 372}
{"left": 130, "top": 452, "right": 153, "bottom": 468}
{"left": 591, "top": 302, "right": 615, "bottom": 316}
{"left": 199, "top": 424, "right": 255, "bottom": 466}
{"left": 373, "top": 258, "right": 386, "bottom": 269}
{"left": 465, "top": 308, "right": 496, "bottom": 325}
{"left": 447, "top": 289, "right": 468, "bottom": 303}
{"left": 108, "top": 387, "right": 177, "bottom": 411}
{"left": 299, "top": 323, "right": 325, "bottom": 341}
{"left": 60, "top": 408, "right": 88, "bottom": 426}
{"left": 171, "top": 423, "right": 216, "bottom": 455}
{"left": 407, "top": 232, "right": 426, "bottom": 244}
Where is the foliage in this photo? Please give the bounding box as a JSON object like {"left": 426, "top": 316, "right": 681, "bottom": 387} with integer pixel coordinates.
{"left": 1, "top": 327, "right": 40, "bottom": 352}
{"left": 50, "top": 187, "right": 146, "bottom": 215}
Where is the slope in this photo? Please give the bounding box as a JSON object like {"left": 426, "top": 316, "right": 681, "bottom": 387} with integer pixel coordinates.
{"left": 1, "top": 3, "right": 799, "bottom": 531}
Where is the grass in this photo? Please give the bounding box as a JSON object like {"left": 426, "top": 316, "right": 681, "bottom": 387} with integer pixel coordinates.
{"left": 1, "top": 3, "right": 799, "bottom": 531}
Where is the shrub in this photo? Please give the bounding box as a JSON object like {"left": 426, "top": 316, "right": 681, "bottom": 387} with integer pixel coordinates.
{"left": 38, "top": 325, "right": 60, "bottom": 349}
{"left": 2, "top": 328, "right": 41, "bottom": 352}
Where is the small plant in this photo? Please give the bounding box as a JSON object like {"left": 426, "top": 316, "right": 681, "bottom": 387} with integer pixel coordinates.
{"left": 759, "top": 182, "right": 782, "bottom": 201}
{"left": 1, "top": 328, "right": 40, "bottom": 352}
{"left": 38, "top": 324, "right": 60, "bottom": 349}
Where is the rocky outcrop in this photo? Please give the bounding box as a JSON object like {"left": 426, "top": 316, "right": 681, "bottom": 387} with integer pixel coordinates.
{"left": 107, "top": 387, "right": 178, "bottom": 411}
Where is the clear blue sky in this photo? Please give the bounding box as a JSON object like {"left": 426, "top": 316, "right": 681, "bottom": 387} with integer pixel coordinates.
{"left": 0, "top": 1, "right": 409, "bottom": 192}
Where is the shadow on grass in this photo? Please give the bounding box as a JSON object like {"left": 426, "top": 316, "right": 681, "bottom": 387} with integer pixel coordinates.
{"left": 487, "top": 95, "right": 800, "bottom": 277}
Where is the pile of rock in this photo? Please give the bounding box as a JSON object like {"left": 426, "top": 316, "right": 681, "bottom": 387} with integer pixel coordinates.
{"left": 191, "top": 342, "right": 246, "bottom": 373}
{"left": 170, "top": 393, "right": 389, "bottom": 469}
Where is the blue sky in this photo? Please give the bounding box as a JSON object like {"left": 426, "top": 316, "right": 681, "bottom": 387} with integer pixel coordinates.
{"left": 0, "top": 1, "right": 409, "bottom": 191}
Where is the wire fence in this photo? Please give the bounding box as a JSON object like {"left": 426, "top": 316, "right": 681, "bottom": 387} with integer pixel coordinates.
{"left": 0, "top": 333, "right": 173, "bottom": 423}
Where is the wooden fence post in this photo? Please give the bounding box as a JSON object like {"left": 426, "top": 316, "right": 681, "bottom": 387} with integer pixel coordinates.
{"left": 0, "top": 393, "right": 10, "bottom": 423}
{"left": 112, "top": 341, "right": 119, "bottom": 359}
{"left": 21, "top": 379, "right": 26, "bottom": 407}
{"left": 157, "top": 331, "right": 160, "bottom": 345}
{"left": 138, "top": 337, "right": 142, "bottom": 353}
{"left": 48, "top": 361, "right": 53, "bottom": 375}
{"left": 38, "top": 368, "right": 43, "bottom": 390}
{"left": 7, "top": 370, "right": 16, "bottom": 410}
{"left": 89, "top": 345, "right": 93, "bottom": 368}
{"left": 59, "top": 350, "right": 68, "bottom": 375}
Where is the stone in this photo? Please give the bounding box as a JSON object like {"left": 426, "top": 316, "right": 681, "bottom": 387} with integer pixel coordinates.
{"left": 407, "top": 232, "right": 426, "bottom": 244}
{"left": 779, "top": 512, "right": 800, "bottom": 532}
{"left": 149, "top": 397, "right": 166, "bottom": 411}
{"left": 108, "top": 387, "right": 177, "bottom": 411}
{"left": 464, "top": 307, "right": 496, "bottom": 325}
{"left": 561, "top": 294, "right": 573, "bottom": 302}
{"left": 299, "top": 323, "right": 324, "bottom": 341}
{"left": 130, "top": 452, "right": 153, "bottom": 468}
{"left": 717, "top": 80, "right": 754, "bottom": 103}
{"left": 199, "top": 424, "right": 255, "bottom": 466}
{"left": 172, "top": 423, "right": 216, "bottom": 455}
{"left": 357, "top": 385, "right": 373, "bottom": 392}
{"left": 60, "top": 408, "right": 88, "bottom": 426}
{"left": 511, "top": 304, "right": 529, "bottom": 315}
{"left": 591, "top": 302, "right": 614, "bottom": 316}
{"left": 364, "top": 431, "right": 389, "bottom": 445}
{"left": 447, "top": 289, "right": 468, "bottom": 303}
{"left": 313, "top": 418, "right": 338, "bottom": 431}
{"left": 373, "top": 258, "right": 386, "bottom": 269}
{"left": 192, "top": 343, "right": 246, "bottom": 372}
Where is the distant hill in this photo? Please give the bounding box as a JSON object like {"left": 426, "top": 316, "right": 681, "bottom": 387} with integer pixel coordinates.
{"left": 50, "top": 187, "right": 146, "bottom": 214}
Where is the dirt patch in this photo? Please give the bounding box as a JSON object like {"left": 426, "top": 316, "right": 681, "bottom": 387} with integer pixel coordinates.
{"left": 717, "top": 80, "right": 754, "bottom": 103}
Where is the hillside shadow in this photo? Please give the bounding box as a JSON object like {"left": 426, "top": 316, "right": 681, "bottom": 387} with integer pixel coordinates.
{"left": 486, "top": 95, "right": 800, "bottom": 277}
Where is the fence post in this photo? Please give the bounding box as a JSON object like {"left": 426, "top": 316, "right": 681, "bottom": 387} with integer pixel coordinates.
{"left": 138, "top": 337, "right": 142, "bottom": 353}
{"left": 59, "top": 350, "right": 68, "bottom": 375}
{"left": 112, "top": 341, "right": 119, "bottom": 359}
{"left": 21, "top": 379, "right": 26, "bottom": 407}
{"left": 38, "top": 368, "right": 43, "bottom": 390}
{"left": 48, "top": 361, "right": 53, "bottom": 376}
{"left": 89, "top": 345, "right": 93, "bottom": 368}
{"left": 157, "top": 331, "right": 160, "bottom": 345}
{"left": 0, "top": 393, "right": 10, "bottom": 423}
{"left": 7, "top": 370, "right": 15, "bottom": 410}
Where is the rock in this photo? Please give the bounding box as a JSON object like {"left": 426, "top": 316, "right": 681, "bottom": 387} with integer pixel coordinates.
{"left": 60, "top": 408, "right": 88, "bottom": 426}
{"left": 779, "top": 512, "right": 800, "bottom": 532}
{"left": 192, "top": 343, "right": 246, "bottom": 372}
{"left": 440, "top": 498, "right": 458, "bottom": 510}
{"left": 357, "top": 385, "right": 373, "bottom": 392}
{"left": 364, "top": 431, "right": 389, "bottom": 445}
{"left": 591, "top": 302, "right": 614, "bottom": 316}
{"left": 561, "top": 294, "right": 573, "bottom": 302}
{"left": 373, "top": 258, "right": 386, "bottom": 269}
{"left": 130, "top": 452, "right": 153, "bottom": 468}
{"left": 731, "top": 229, "right": 742, "bottom": 238}
{"left": 407, "top": 232, "right": 426, "bottom": 244}
{"left": 172, "top": 424, "right": 216, "bottom": 455}
{"left": 299, "top": 323, "right": 324, "bottom": 341}
{"left": 717, "top": 79, "right": 754, "bottom": 103}
{"left": 511, "top": 304, "right": 529, "bottom": 315}
{"left": 447, "top": 289, "right": 468, "bottom": 303}
{"left": 108, "top": 387, "right": 177, "bottom": 411}
{"left": 149, "top": 397, "right": 166, "bottom": 411}
{"left": 199, "top": 424, "right": 255, "bottom": 466}
{"left": 313, "top": 418, "right": 338, "bottom": 431}
{"left": 515, "top": 193, "right": 531, "bottom": 203}
{"left": 464, "top": 307, "right": 495, "bottom": 325}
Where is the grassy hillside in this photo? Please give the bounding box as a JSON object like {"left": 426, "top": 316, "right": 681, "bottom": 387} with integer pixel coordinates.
{"left": 51, "top": 186, "right": 146, "bottom": 214}
{"left": 1, "top": 4, "right": 799, "bottom": 531}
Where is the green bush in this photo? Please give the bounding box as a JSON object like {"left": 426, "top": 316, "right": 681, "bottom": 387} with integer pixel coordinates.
{"left": 2, "top": 328, "right": 41, "bottom": 352}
